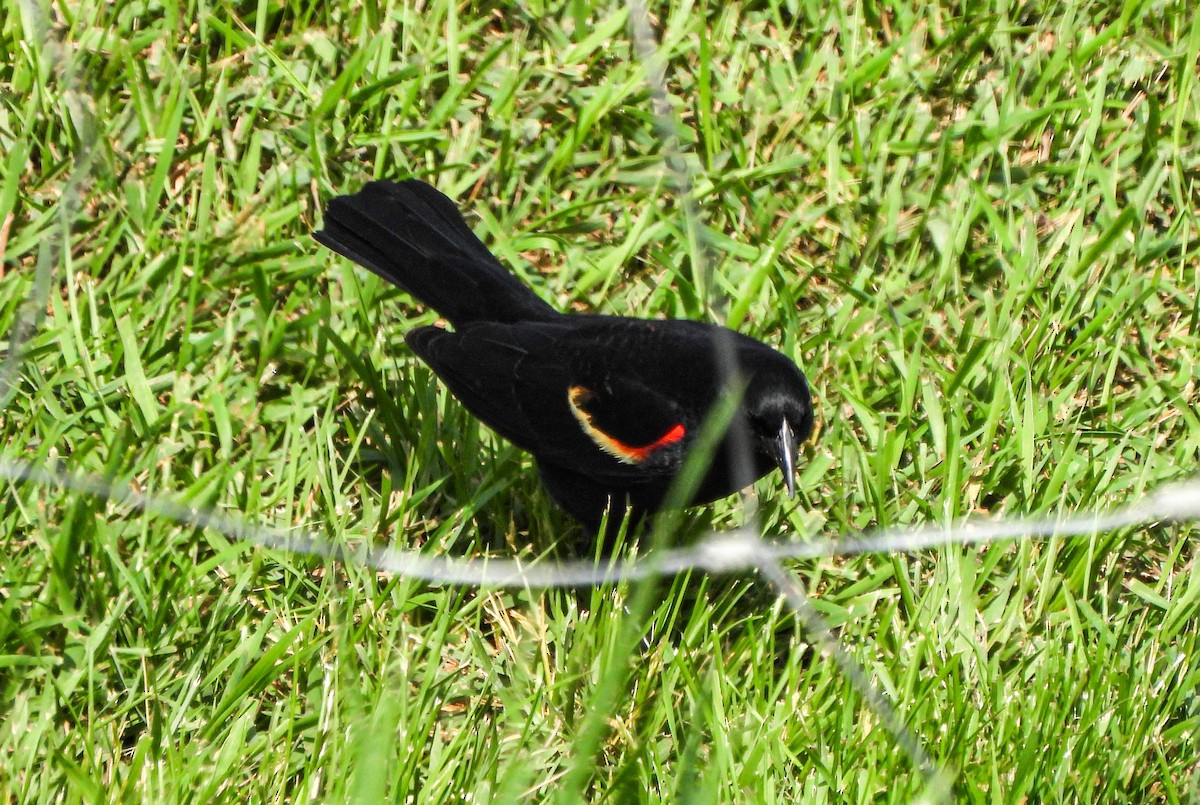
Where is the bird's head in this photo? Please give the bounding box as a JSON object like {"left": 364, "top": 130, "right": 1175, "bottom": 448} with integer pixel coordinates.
{"left": 742, "top": 360, "right": 814, "bottom": 499}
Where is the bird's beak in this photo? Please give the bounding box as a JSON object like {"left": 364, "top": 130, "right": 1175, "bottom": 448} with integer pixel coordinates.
{"left": 778, "top": 420, "right": 796, "bottom": 499}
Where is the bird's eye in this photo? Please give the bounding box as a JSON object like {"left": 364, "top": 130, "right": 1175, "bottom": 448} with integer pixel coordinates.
{"left": 747, "top": 414, "right": 775, "bottom": 438}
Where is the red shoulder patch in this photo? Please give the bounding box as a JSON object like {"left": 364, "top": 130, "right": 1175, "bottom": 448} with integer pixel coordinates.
{"left": 567, "top": 385, "right": 686, "bottom": 464}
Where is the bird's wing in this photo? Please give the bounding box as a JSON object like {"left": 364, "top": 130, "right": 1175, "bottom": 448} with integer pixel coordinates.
{"left": 405, "top": 322, "right": 691, "bottom": 481}
{"left": 404, "top": 324, "right": 537, "bottom": 448}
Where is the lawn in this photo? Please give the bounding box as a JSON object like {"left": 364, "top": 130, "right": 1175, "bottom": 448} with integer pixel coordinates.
{"left": 2, "top": 0, "right": 1198, "bottom": 801}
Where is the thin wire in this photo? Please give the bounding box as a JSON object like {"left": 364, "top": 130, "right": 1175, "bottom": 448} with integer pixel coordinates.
{"left": 756, "top": 558, "right": 956, "bottom": 799}
{"left": 626, "top": 0, "right": 713, "bottom": 309}
{"left": 624, "top": 3, "right": 944, "bottom": 788}
{"left": 626, "top": 0, "right": 763, "bottom": 523}
{"left": 14, "top": 456, "right": 1196, "bottom": 798}
{"left": 4, "top": 457, "right": 1194, "bottom": 588}
{"left": 0, "top": 3, "right": 98, "bottom": 411}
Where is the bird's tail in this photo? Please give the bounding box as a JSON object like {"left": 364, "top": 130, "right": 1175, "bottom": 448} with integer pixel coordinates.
{"left": 313, "top": 180, "right": 559, "bottom": 327}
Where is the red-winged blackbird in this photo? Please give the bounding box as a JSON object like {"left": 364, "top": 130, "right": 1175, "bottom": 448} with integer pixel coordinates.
{"left": 314, "top": 180, "right": 813, "bottom": 537}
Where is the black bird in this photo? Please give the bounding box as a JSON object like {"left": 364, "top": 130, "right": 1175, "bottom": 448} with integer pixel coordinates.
{"left": 314, "top": 180, "right": 813, "bottom": 538}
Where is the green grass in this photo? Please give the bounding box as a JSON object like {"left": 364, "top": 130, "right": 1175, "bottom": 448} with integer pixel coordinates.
{"left": 2, "top": 0, "right": 1199, "bottom": 801}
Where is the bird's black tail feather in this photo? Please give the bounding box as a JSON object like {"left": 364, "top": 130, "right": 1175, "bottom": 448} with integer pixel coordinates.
{"left": 314, "top": 180, "right": 559, "bottom": 327}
